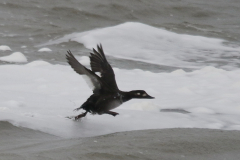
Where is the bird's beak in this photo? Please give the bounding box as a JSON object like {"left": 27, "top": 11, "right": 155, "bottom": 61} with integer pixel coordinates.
{"left": 146, "top": 95, "right": 155, "bottom": 99}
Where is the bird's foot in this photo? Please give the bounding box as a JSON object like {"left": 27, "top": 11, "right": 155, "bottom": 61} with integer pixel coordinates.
{"left": 105, "top": 111, "right": 119, "bottom": 117}
{"left": 112, "top": 112, "right": 119, "bottom": 117}
{"left": 66, "top": 111, "right": 88, "bottom": 121}
{"left": 66, "top": 116, "right": 77, "bottom": 120}
{"left": 74, "top": 113, "right": 87, "bottom": 120}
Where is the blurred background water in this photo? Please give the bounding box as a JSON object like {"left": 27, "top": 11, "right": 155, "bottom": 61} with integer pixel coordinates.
{"left": 0, "top": 0, "right": 239, "bottom": 72}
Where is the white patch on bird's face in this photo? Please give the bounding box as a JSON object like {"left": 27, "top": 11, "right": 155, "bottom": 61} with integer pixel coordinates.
{"left": 142, "top": 93, "right": 147, "bottom": 96}
{"left": 136, "top": 93, "right": 140, "bottom": 95}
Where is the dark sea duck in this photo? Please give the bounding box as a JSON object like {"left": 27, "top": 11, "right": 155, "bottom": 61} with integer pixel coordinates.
{"left": 66, "top": 44, "right": 154, "bottom": 120}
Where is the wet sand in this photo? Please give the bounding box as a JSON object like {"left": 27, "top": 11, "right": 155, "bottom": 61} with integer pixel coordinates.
{"left": 1, "top": 121, "right": 240, "bottom": 160}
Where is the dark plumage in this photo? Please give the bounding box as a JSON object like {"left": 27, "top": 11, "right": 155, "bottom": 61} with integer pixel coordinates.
{"left": 66, "top": 44, "right": 154, "bottom": 120}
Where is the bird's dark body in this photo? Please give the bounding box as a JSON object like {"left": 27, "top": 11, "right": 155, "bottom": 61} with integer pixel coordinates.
{"left": 66, "top": 44, "right": 154, "bottom": 120}
{"left": 80, "top": 93, "right": 123, "bottom": 114}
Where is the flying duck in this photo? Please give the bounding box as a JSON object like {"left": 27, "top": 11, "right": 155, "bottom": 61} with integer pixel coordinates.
{"left": 66, "top": 44, "right": 154, "bottom": 120}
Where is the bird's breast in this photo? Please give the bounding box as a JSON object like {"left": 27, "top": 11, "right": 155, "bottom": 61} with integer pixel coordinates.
{"left": 95, "top": 94, "right": 123, "bottom": 113}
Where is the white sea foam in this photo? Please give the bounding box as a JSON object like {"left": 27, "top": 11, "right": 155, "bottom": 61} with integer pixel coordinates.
{"left": 38, "top": 47, "right": 52, "bottom": 52}
{"left": 77, "top": 56, "right": 90, "bottom": 66}
{"left": 0, "top": 52, "right": 27, "bottom": 63}
{"left": 41, "top": 22, "right": 240, "bottom": 70}
{"left": 25, "top": 60, "right": 51, "bottom": 67}
{"left": 0, "top": 62, "right": 240, "bottom": 138}
{"left": 0, "top": 45, "right": 11, "bottom": 51}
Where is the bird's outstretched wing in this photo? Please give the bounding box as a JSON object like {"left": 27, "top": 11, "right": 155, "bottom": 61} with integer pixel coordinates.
{"left": 89, "top": 44, "right": 119, "bottom": 91}
{"left": 66, "top": 50, "right": 104, "bottom": 94}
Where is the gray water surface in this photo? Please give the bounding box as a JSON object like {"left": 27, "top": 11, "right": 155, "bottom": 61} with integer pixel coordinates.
{"left": 0, "top": 0, "right": 239, "bottom": 72}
